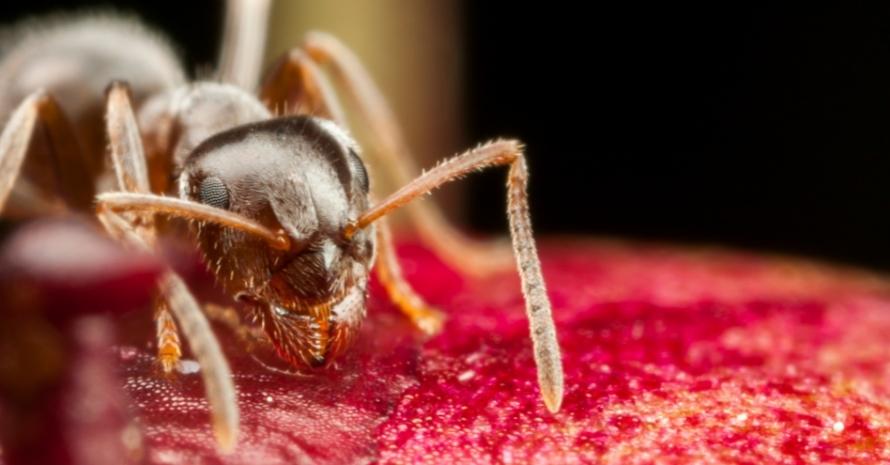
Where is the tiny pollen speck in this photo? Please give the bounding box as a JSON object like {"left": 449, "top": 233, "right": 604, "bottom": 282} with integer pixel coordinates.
{"left": 177, "top": 359, "right": 201, "bottom": 375}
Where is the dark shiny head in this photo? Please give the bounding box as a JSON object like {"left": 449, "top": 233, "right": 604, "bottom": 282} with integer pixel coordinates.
{"left": 178, "top": 116, "right": 374, "bottom": 367}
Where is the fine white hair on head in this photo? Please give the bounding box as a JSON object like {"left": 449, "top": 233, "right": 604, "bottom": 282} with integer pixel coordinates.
{"left": 313, "top": 117, "right": 361, "bottom": 156}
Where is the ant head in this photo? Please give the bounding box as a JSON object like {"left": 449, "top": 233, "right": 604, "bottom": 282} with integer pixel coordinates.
{"left": 179, "top": 115, "right": 374, "bottom": 366}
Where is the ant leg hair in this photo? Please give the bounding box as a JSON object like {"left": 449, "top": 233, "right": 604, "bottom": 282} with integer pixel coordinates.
{"left": 303, "top": 31, "right": 513, "bottom": 278}
{"left": 375, "top": 218, "right": 445, "bottom": 335}
{"left": 260, "top": 48, "right": 347, "bottom": 124}
{"left": 0, "top": 89, "right": 95, "bottom": 214}
{"left": 0, "top": 92, "right": 40, "bottom": 211}
{"left": 345, "top": 139, "right": 564, "bottom": 413}
{"left": 218, "top": 0, "right": 272, "bottom": 91}
{"left": 106, "top": 82, "right": 151, "bottom": 194}
{"left": 101, "top": 84, "right": 239, "bottom": 451}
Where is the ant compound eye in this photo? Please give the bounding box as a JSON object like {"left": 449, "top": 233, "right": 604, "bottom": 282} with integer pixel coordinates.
{"left": 199, "top": 176, "right": 230, "bottom": 209}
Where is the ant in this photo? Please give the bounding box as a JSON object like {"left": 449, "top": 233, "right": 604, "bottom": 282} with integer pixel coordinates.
{"left": 0, "top": 1, "right": 564, "bottom": 451}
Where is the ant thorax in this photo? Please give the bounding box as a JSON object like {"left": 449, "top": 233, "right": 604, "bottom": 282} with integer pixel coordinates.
{"left": 178, "top": 113, "right": 375, "bottom": 367}
{"left": 138, "top": 83, "right": 270, "bottom": 186}
{"left": 0, "top": 16, "right": 183, "bottom": 135}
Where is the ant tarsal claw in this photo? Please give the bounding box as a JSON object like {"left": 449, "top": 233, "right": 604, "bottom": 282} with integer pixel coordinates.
{"left": 410, "top": 305, "right": 447, "bottom": 336}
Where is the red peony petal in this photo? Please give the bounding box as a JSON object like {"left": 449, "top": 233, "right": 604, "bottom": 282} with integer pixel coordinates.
{"left": 109, "top": 239, "right": 890, "bottom": 464}
{"left": 0, "top": 219, "right": 162, "bottom": 320}
{"left": 0, "top": 219, "right": 162, "bottom": 465}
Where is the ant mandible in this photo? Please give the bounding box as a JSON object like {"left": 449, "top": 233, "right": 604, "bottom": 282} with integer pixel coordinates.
{"left": 0, "top": 0, "right": 563, "bottom": 451}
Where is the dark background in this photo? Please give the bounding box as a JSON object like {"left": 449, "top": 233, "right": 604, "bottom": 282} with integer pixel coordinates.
{"left": 465, "top": 3, "right": 890, "bottom": 271}
{"left": 4, "top": 2, "right": 890, "bottom": 270}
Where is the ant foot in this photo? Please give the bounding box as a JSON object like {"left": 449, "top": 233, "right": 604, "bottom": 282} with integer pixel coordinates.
{"left": 410, "top": 305, "right": 446, "bottom": 336}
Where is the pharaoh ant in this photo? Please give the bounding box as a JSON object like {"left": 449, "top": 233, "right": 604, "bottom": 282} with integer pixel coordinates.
{"left": 0, "top": 0, "right": 564, "bottom": 451}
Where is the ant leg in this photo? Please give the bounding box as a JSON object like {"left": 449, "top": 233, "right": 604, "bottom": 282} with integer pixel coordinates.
{"left": 0, "top": 90, "right": 95, "bottom": 214}
{"left": 375, "top": 218, "right": 445, "bottom": 335}
{"left": 157, "top": 272, "right": 239, "bottom": 450}
{"left": 203, "top": 303, "right": 270, "bottom": 351}
{"left": 2, "top": 177, "right": 65, "bottom": 219}
{"left": 345, "top": 139, "right": 564, "bottom": 414}
{"left": 96, "top": 208, "right": 239, "bottom": 451}
{"left": 218, "top": 0, "right": 272, "bottom": 91}
{"left": 303, "top": 32, "right": 513, "bottom": 278}
{"left": 107, "top": 82, "right": 180, "bottom": 373}
{"left": 0, "top": 92, "right": 39, "bottom": 210}
{"left": 155, "top": 297, "right": 182, "bottom": 374}
{"left": 100, "top": 83, "right": 239, "bottom": 451}
{"left": 203, "top": 303, "right": 314, "bottom": 377}
{"left": 260, "top": 48, "right": 347, "bottom": 124}
{"left": 106, "top": 82, "right": 151, "bottom": 194}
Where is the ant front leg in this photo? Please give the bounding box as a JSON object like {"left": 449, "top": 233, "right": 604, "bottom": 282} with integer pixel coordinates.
{"left": 375, "top": 219, "right": 445, "bottom": 335}
{"left": 303, "top": 32, "right": 514, "bottom": 278}
{"left": 100, "top": 83, "right": 239, "bottom": 451}
{"left": 95, "top": 206, "right": 239, "bottom": 450}
{"left": 203, "top": 303, "right": 270, "bottom": 351}
{"left": 0, "top": 90, "right": 94, "bottom": 215}
{"left": 154, "top": 297, "right": 182, "bottom": 374}
{"left": 345, "top": 140, "right": 564, "bottom": 414}
{"left": 106, "top": 82, "right": 181, "bottom": 373}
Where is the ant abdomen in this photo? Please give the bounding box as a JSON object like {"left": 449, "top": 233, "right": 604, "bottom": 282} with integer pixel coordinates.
{"left": 0, "top": 16, "right": 183, "bottom": 177}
